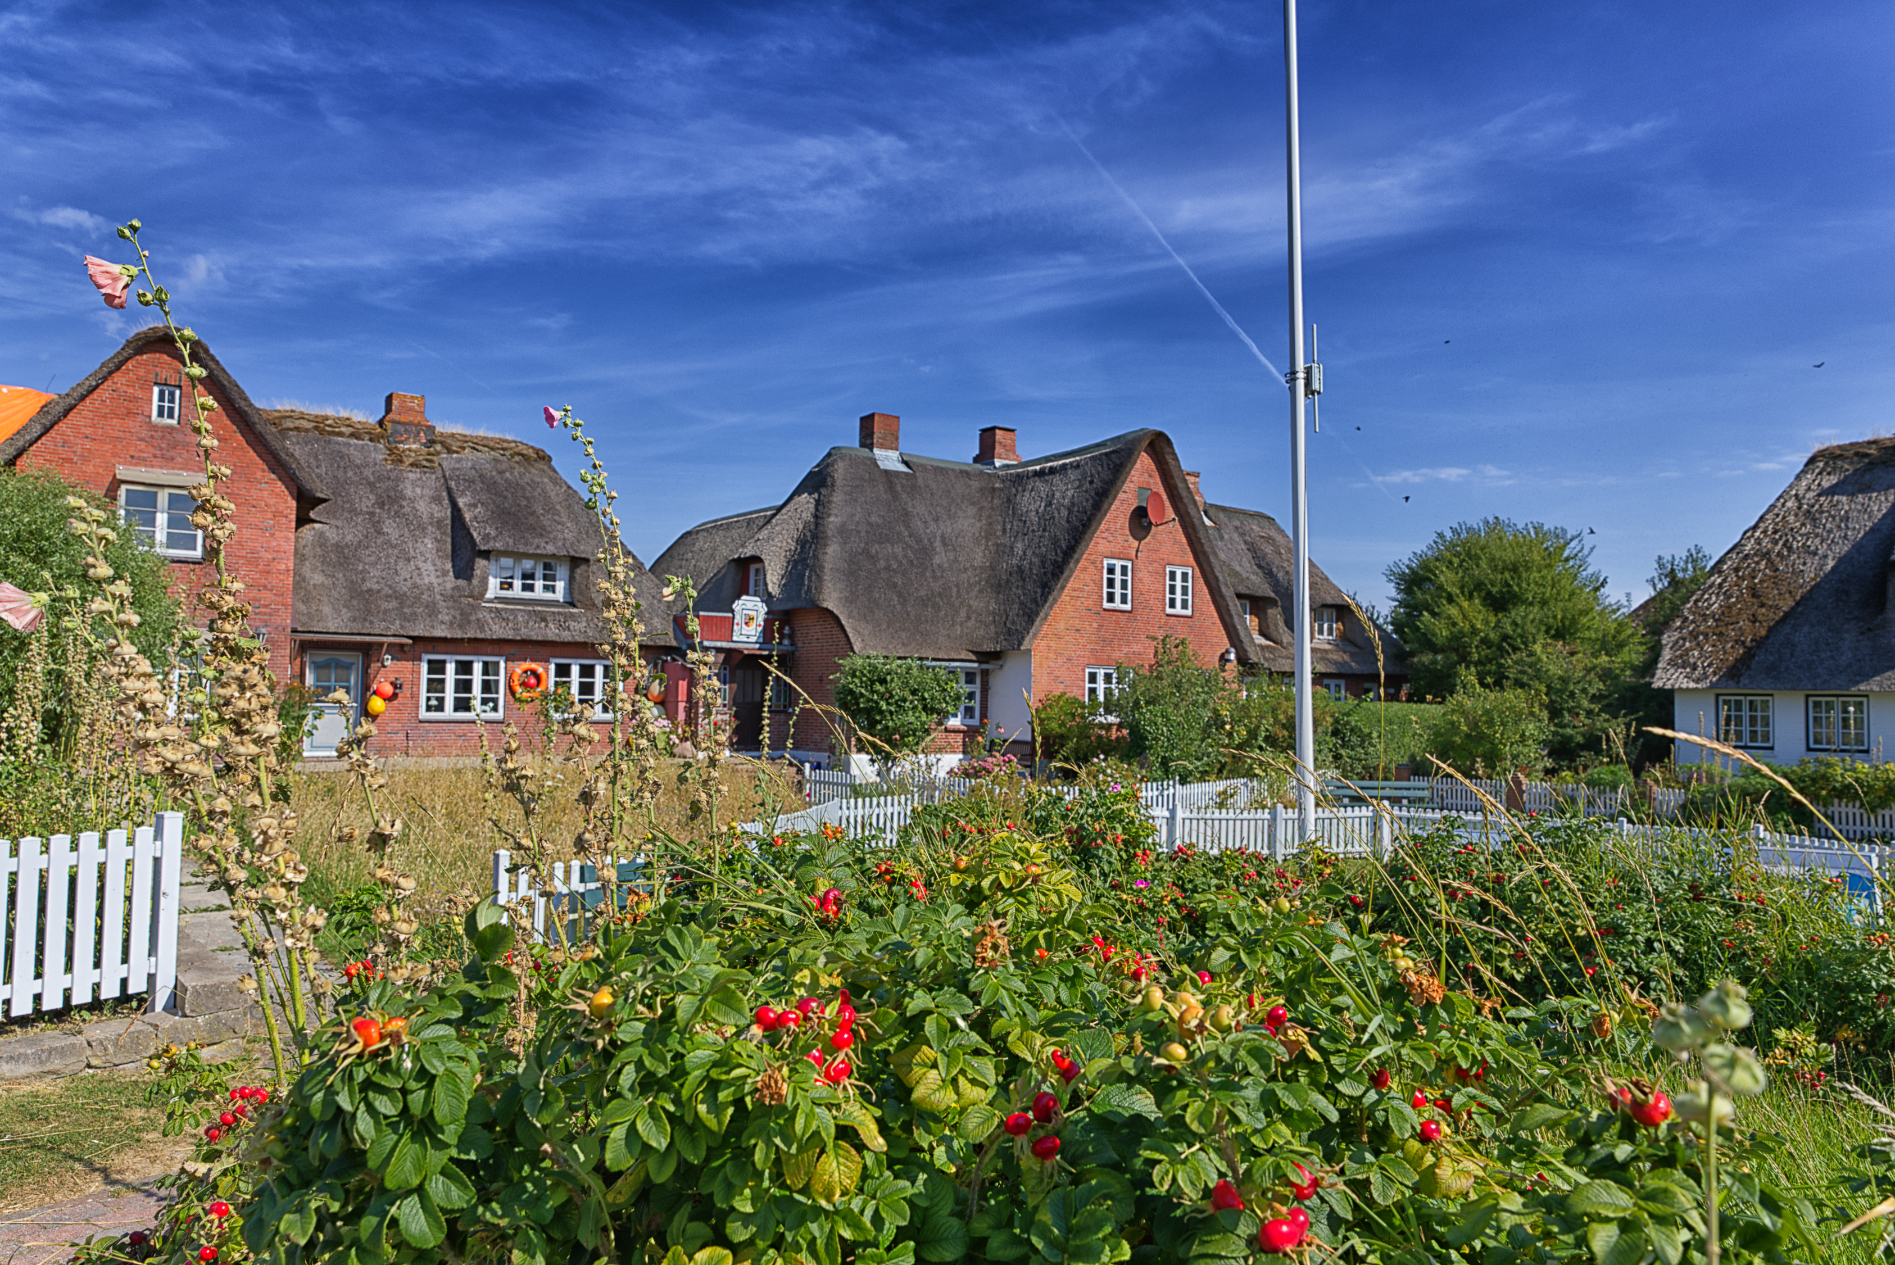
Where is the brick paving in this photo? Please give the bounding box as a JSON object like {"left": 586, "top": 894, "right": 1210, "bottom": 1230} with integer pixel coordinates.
{"left": 0, "top": 1183, "right": 167, "bottom": 1265}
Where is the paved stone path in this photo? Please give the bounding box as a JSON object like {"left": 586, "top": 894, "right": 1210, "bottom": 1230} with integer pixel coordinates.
{"left": 0, "top": 1182, "right": 166, "bottom": 1265}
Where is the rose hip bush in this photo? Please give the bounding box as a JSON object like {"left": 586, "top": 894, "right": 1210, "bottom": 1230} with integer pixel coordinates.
{"left": 232, "top": 829, "right": 1829, "bottom": 1265}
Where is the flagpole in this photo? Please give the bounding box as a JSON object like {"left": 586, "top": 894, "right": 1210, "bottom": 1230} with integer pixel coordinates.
{"left": 1284, "top": 0, "right": 1316, "bottom": 840}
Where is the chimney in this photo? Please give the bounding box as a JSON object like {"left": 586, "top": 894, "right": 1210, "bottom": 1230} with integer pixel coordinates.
{"left": 1183, "top": 470, "right": 1205, "bottom": 511}
{"left": 975, "top": 426, "right": 1019, "bottom": 467}
{"left": 380, "top": 392, "right": 434, "bottom": 445}
{"left": 859, "top": 412, "right": 900, "bottom": 452}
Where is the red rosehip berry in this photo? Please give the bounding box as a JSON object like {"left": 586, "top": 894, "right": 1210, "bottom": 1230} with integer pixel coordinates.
{"left": 204, "top": 1127, "right": 221, "bottom": 1142}
{"left": 1060, "top": 1063, "right": 1080, "bottom": 1084}
{"left": 1258, "top": 1218, "right": 1303, "bottom": 1254}
{"left": 219, "top": 1113, "right": 236, "bottom": 1127}
{"left": 208, "top": 1202, "right": 232, "bottom": 1219}
{"left": 1265, "top": 1005, "right": 1289, "bottom": 1028}
{"left": 1371, "top": 1068, "right": 1391, "bottom": 1091}
{"left": 127, "top": 1232, "right": 148, "bottom": 1247}
{"left": 755, "top": 1006, "right": 778, "bottom": 1030}
{"left": 199, "top": 1249, "right": 218, "bottom": 1263}
{"left": 1032, "top": 1091, "right": 1059, "bottom": 1123}
{"left": 1197, "top": 970, "right": 1212, "bottom": 986}
{"left": 1287, "top": 1207, "right": 1310, "bottom": 1234}
{"left": 1210, "top": 1179, "right": 1244, "bottom": 1211}
{"left": 1004, "top": 1112, "right": 1032, "bottom": 1136}
{"left": 830, "top": 1030, "right": 854, "bottom": 1052}
{"left": 778, "top": 1010, "right": 801, "bottom": 1031}
{"left": 1419, "top": 1120, "right": 1443, "bottom": 1143}
{"left": 823, "top": 1059, "right": 851, "bottom": 1084}
{"left": 1630, "top": 1092, "right": 1672, "bottom": 1128}
{"left": 797, "top": 996, "right": 821, "bottom": 1017}
{"left": 1411, "top": 1090, "right": 1427, "bottom": 1109}
{"left": 1030, "top": 1135, "right": 1061, "bottom": 1161}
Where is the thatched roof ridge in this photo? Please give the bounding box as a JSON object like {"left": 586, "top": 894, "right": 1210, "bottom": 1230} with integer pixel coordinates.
{"left": 0, "top": 327, "right": 326, "bottom": 501}
{"left": 652, "top": 430, "right": 1254, "bottom": 661}
{"left": 1656, "top": 439, "right": 1895, "bottom": 690}
{"left": 1200, "top": 501, "right": 1401, "bottom": 676}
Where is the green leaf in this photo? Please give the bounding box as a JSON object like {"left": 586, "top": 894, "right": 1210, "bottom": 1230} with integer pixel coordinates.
{"left": 1068, "top": 1030, "right": 1115, "bottom": 1064}
{"left": 1090, "top": 1084, "right": 1162, "bottom": 1121}
{"left": 1567, "top": 1180, "right": 1638, "bottom": 1219}
{"left": 1444, "top": 1199, "right": 1497, "bottom": 1248}
{"left": 916, "top": 1213, "right": 969, "bottom": 1263}
{"left": 1511, "top": 1104, "right": 1569, "bottom": 1133}
{"left": 690, "top": 1250, "right": 734, "bottom": 1265}
{"left": 1637, "top": 1177, "right": 1697, "bottom": 1216}
{"left": 957, "top": 1105, "right": 1002, "bottom": 1141}
{"left": 384, "top": 1132, "right": 426, "bottom": 1191}
{"left": 431, "top": 1065, "right": 471, "bottom": 1128}
{"left": 982, "top": 1230, "right": 1030, "bottom": 1261}
{"left": 1648, "top": 1221, "right": 1684, "bottom": 1265}
{"left": 396, "top": 1190, "right": 446, "bottom": 1250}
{"left": 783, "top": 1147, "right": 821, "bottom": 1191}
{"left": 833, "top": 1100, "right": 887, "bottom": 1153}
{"left": 811, "top": 1142, "right": 863, "bottom": 1204}
{"left": 637, "top": 1104, "right": 673, "bottom": 1150}
{"left": 426, "top": 1164, "right": 476, "bottom": 1211}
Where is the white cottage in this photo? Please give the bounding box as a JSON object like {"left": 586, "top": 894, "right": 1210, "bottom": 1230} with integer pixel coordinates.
{"left": 1658, "top": 437, "right": 1895, "bottom": 767}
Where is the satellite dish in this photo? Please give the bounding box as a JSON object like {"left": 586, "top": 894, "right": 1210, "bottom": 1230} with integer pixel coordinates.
{"left": 1147, "top": 492, "right": 1169, "bottom": 525}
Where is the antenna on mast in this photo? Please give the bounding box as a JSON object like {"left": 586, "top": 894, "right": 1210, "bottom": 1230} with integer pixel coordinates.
{"left": 1284, "top": 0, "right": 1316, "bottom": 842}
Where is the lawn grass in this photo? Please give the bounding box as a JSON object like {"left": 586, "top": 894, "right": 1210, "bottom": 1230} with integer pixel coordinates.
{"left": 0, "top": 1071, "right": 187, "bottom": 1213}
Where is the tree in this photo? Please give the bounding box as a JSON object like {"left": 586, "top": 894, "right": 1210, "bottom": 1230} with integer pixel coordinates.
{"left": 1622, "top": 544, "right": 1714, "bottom": 768}
{"left": 0, "top": 467, "right": 181, "bottom": 752}
{"left": 1423, "top": 680, "right": 1550, "bottom": 777}
{"left": 1386, "top": 518, "right": 1642, "bottom": 769}
{"left": 831, "top": 654, "right": 966, "bottom": 757}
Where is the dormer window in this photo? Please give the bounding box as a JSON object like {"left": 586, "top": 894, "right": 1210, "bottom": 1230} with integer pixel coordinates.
{"left": 740, "top": 559, "right": 765, "bottom": 597}
{"left": 488, "top": 555, "right": 569, "bottom": 601}
{"left": 1314, "top": 606, "right": 1340, "bottom": 641}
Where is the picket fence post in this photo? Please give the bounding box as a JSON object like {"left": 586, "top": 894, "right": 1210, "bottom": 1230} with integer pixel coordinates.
{"left": 150, "top": 811, "right": 183, "bottom": 1013}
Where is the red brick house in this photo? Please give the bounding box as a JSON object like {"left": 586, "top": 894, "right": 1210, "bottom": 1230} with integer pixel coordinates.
{"left": 652, "top": 413, "right": 1405, "bottom": 769}
{"left": 2, "top": 328, "right": 672, "bottom": 758}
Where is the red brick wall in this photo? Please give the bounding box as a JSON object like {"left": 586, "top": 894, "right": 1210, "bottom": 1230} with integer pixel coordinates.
{"left": 302, "top": 638, "right": 666, "bottom": 758}
{"left": 1030, "top": 449, "right": 1238, "bottom": 705}
{"left": 18, "top": 348, "right": 299, "bottom": 681}
{"left": 774, "top": 607, "right": 854, "bottom": 753}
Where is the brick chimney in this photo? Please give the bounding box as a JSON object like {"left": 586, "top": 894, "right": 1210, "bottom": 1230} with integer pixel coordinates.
{"left": 380, "top": 392, "right": 434, "bottom": 445}
{"left": 1183, "top": 470, "right": 1203, "bottom": 508}
{"left": 975, "top": 426, "right": 1019, "bottom": 467}
{"left": 859, "top": 412, "right": 900, "bottom": 452}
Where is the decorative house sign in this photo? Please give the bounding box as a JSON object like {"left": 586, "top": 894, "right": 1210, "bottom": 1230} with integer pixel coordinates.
{"left": 732, "top": 595, "right": 767, "bottom": 644}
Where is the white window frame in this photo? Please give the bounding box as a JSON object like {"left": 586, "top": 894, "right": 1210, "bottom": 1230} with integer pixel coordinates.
{"left": 421, "top": 655, "right": 505, "bottom": 719}
{"left": 151, "top": 383, "right": 181, "bottom": 424}
{"left": 1322, "top": 678, "right": 1347, "bottom": 701}
{"left": 947, "top": 668, "right": 981, "bottom": 727}
{"left": 746, "top": 561, "right": 766, "bottom": 597}
{"left": 487, "top": 555, "right": 569, "bottom": 601}
{"left": 1807, "top": 695, "right": 1868, "bottom": 753}
{"left": 119, "top": 484, "right": 203, "bottom": 559}
{"left": 1716, "top": 695, "right": 1773, "bottom": 749}
{"left": 1084, "top": 666, "right": 1121, "bottom": 722}
{"left": 1165, "top": 565, "right": 1193, "bottom": 615}
{"left": 1103, "top": 558, "right": 1132, "bottom": 610}
{"left": 1314, "top": 606, "right": 1340, "bottom": 641}
{"left": 550, "top": 659, "right": 615, "bottom": 721}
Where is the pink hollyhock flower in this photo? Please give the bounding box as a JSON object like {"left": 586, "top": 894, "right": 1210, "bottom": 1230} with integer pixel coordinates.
{"left": 83, "top": 256, "right": 131, "bottom": 309}
{"left": 0, "top": 583, "right": 46, "bottom": 633}
{"left": 543, "top": 406, "right": 560, "bottom": 428}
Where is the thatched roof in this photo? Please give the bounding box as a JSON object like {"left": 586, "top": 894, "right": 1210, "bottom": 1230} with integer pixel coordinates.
{"left": 0, "top": 327, "right": 327, "bottom": 504}
{"left": 264, "top": 410, "right": 669, "bottom": 645}
{"left": 652, "top": 430, "right": 1253, "bottom": 662}
{"left": 1657, "top": 438, "right": 1895, "bottom": 690}
{"left": 1199, "top": 502, "right": 1403, "bottom": 677}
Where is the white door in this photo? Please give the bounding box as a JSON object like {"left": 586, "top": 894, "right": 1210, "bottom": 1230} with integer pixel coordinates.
{"left": 305, "top": 652, "right": 363, "bottom": 757}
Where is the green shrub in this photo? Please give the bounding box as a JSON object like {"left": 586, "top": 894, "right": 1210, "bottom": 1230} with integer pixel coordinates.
{"left": 832, "top": 654, "right": 968, "bottom": 755}
{"left": 1326, "top": 701, "right": 1437, "bottom": 779}
{"left": 1422, "top": 679, "right": 1548, "bottom": 777}
{"left": 1029, "top": 692, "right": 1127, "bottom": 768}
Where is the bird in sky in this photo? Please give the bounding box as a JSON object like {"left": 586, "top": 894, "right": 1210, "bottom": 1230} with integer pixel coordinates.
{"left": 1402, "top": 496, "right": 1410, "bottom": 502}
{"left": 1587, "top": 527, "right": 1596, "bottom": 534}
{"left": 1814, "top": 362, "right": 1825, "bottom": 368}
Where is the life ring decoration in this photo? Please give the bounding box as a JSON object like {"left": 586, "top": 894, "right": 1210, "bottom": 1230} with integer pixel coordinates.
{"left": 509, "top": 662, "right": 548, "bottom": 702}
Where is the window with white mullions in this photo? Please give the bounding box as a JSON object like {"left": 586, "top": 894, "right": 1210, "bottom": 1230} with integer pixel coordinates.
{"left": 1808, "top": 695, "right": 1868, "bottom": 753}
{"left": 422, "top": 656, "right": 504, "bottom": 718}
{"left": 1084, "top": 666, "right": 1120, "bottom": 710}
{"left": 948, "top": 669, "right": 981, "bottom": 726}
{"left": 1716, "top": 695, "right": 1773, "bottom": 748}
{"left": 550, "top": 659, "right": 615, "bottom": 720}
{"left": 1165, "top": 565, "right": 1192, "bottom": 615}
{"left": 152, "top": 383, "right": 181, "bottom": 424}
{"left": 488, "top": 555, "right": 569, "bottom": 601}
{"left": 1314, "top": 606, "right": 1340, "bottom": 640}
{"left": 1103, "top": 558, "right": 1132, "bottom": 610}
{"left": 119, "top": 484, "right": 202, "bottom": 559}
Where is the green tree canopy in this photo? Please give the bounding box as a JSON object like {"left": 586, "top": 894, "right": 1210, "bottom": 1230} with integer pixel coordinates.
{"left": 1386, "top": 518, "right": 1643, "bottom": 769}
{"left": 831, "top": 654, "right": 967, "bottom": 756}
{"left": 0, "top": 467, "right": 183, "bottom": 750}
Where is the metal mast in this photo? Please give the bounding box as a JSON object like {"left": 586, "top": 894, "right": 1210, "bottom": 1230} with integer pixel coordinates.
{"left": 1284, "top": 0, "right": 1316, "bottom": 839}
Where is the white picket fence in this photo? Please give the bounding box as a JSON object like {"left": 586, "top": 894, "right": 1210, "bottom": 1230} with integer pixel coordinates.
{"left": 492, "top": 794, "right": 1892, "bottom": 941}
{"left": 1, "top": 813, "right": 182, "bottom": 1017}
{"left": 491, "top": 850, "right": 646, "bottom": 946}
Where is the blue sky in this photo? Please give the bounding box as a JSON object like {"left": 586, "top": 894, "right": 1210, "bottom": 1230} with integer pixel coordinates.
{"left": 4, "top": 0, "right": 1891, "bottom": 612}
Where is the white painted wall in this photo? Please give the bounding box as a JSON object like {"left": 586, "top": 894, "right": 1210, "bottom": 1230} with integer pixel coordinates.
{"left": 988, "top": 651, "right": 1035, "bottom": 748}
{"left": 1672, "top": 689, "right": 1895, "bottom": 767}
